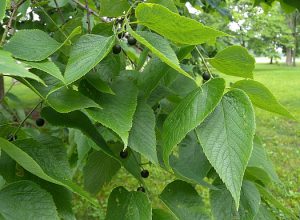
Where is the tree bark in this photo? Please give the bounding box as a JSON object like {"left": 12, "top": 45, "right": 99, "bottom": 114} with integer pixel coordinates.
{"left": 270, "top": 56, "right": 273, "bottom": 64}
{"left": 286, "top": 48, "right": 293, "bottom": 65}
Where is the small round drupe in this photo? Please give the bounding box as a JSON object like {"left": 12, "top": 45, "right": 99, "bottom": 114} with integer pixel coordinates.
{"left": 137, "top": 186, "right": 145, "bottom": 192}
{"left": 36, "top": 118, "right": 45, "bottom": 127}
{"left": 202, "top": 72, "right": 211, "bottom": 81}
{"left": 127, "top": 36, "right": 137, "bottom": 46}
{"left": 112, "top": 45, "right": 122, "bottom": 54}
{"left": 7, "top": 134, "right": 17, "bottom": 142}
{"left": 120, "top": 149, "right": 128, "bottom": 159}
{"left": 140, "top": 169, "right": 149, "bottom": 178}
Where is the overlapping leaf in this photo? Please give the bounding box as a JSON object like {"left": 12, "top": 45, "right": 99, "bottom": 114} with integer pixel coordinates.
{"left": 210, "top": 180, "right": 261, "bottom": 220}
{"left": 47, "top": 87, "right": 100, "bottom": 113}
{"left": 207, "top": 46, "right": 255, "bottom": 78}
{"left": 0, "top": 50, "right": 44, "bottom": 83}
{"left": 159, "top": 180, "right": 209, "bottom": 219}
{"left": 162, "top": 78, "right": 225, "bottom": 167}
{"left": 135, "top": 3, "right": 228, "bottom": 45}
{"left": 4, "top": 27, "right": 81, "bottom": 61}
{"left": 128, "top": 99, "right": 158, "bottom": 164}
{"left": 0, "top": 137, "right": 98, "bottom": 206}
{"left": 197, "top": 89, "right": 255, "bottom": 209}
{"left": 105, "top": 187, "right": 152, "bottom": 220}
{"left": 81, "top": 79, "right": 138, "bottom": 146}
{"left": 0, "top": 180, "right": 59, "bottom": 220}
{"left": 232, "top": 79, "right": 294, "bottom": 119}
{"left": 64, "top": 34, "right": 114, "bottom": 84}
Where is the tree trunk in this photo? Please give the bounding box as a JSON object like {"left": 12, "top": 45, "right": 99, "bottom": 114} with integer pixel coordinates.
{"left": 0, "top": 75, "right": 4, "bottom": 101}
{"left": 270, "top": 56, "right": 273, "bottom": 64}
{"left": 286, "top": 48, "right": 293, "bottom": 65}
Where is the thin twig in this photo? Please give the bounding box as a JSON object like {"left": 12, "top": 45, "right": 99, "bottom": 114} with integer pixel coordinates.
{"left": 53, "top": 0, "right": 66, "bottom": 24}
{"left": 0, "top": 0, "right": 26, "bottom": 46}
{"left": 195, "top": 46, "right": 213, "bottom": 77}
{"left": 38, "top": 6, "right": 68, "bottom": 39}
{"left": 85, "top": 0, "right": 91, "bottom": 33}
{"left": 0, "top": 80, "right": 17, "bottom": 103}
{"left": 12, "top": 100, "right": 43, "bottom": 136}
{"left": 72, "top": 0, "right": 107, "bottom": 22}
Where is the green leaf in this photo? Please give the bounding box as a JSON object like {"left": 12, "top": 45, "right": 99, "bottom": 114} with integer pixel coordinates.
{"left": 64, "top": 34, "right": 115, "bottom": 84}
{"left": 3, "top": 27, "right": 81, "bottom": 61}
{"left": 170, "top": 132, "right": 213, "bottom": 188}
{"left": 24, "top": 60, "right": 65, "bottom": 83}
{"left": 197, "top": 89, "right": 255, "bottom": 209}
{"left": 135, "top": 3, "right": 228, "bottom": 45}
{"left": 0, "top": 137, "right": 98, "bottom": 206}
{"left": 231, "top": 79, "right": 295, "bottom": 119}
{"left": 83, "top": 79, "right": 138, "bottom": 146}
{"left": 207, "top": 46, "right": 255, "bottom": 78}
{"left": 128, "top": 29, "right": 193, "bottom": 80}
{"left": 0, "top": 0, "right": 6, "bottom": 22}
{"left": 162, "top": 78, "right": 225, "bottom": 167}
{"left": 100, "top": 0, "right": 130, "bottom": 17}
{"left": 105, "top": 186, "right": 152, "bottom": 220}
{"left": 41, "top": 107, "right": 115, "bottom": 158}
{"left": 247, "top": 136, "right": 279, "bottom": 184}
{"left": 152, "top": 209, "right": 176, "bottom": 220}
{"left": 0, "top": 180, "right": 59, "bottom": 220}
{"left": 37, "top": 181, "right": 75, "bottom": 220}
{"left": 0, "top": 176, "right": 5, "bottom": 190}
{"left": 0, "top": 50, "right": 44, "bottom": 83}
{"left": 138, "top": 58, "right": 168, "bottom": 97}
{"left": 86, "top": 72, "right": 114, "bottom": 94}
{"left": 256, "top": 184, "right": 297, "bottom": 219}
{"left": 128, "top": 99, "right": 158, "bottom": 164}
{"left": 83, "top": 150, "right": 121, "bottom": 194}
{"left": 147, "top": 0, "right": 178, "bottom": 13}
{"left": 254, "top": 204, "right": 276, "bottom": 220}
{"left": 159, "top": 180, "right": 209, "bottom": 220}
{"left": 210, "top": 180, "right": 261, "bottom": 220}
{"left": 47, "top": 87, "right": 100, "bottom": 113}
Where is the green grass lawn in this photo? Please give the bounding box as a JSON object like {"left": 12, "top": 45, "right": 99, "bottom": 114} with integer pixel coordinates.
{"left": 3, "top": 63, "right": 300, "bottom": 218}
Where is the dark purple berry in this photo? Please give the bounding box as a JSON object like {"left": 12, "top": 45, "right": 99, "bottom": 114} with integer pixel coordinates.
{"left": 202, "top": 72, "right": 211, "bottom": 81}
{"left": 113, "top": 45, "right": 122, "bottom": 54}
{"left": 141, "top": 169, "right": 149, "bottom": 178}
{"left": 36, "top": 118, "right": 45, "bottom": 127}
{"left": 120, "top": 149, "right": 128, "bottom": 159}
{"left": 127, "top": 36, "right": 137, "bottom": 46}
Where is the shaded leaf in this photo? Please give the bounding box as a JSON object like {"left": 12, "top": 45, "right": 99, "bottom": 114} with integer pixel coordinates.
{"left": 0, "top": 137, "right": 98, "bottom": 206}
{"left": 47, "top": 87, "right": 100, "bottom": 113}
{"left": 41, "top": 107, "right": 115, "bottom": 159}
{"left": 100, "top": 0, "right": 130, "bottom": 17}
{"left": 128, "top": 99, "right": 158, "bottom": 164}
{"left": 210, "top": 180, "right": 261, "bottom": 220}
{"left": 83, "top": 79, "right": 138, "bottom": 146}
{"left": 83, "top": 150, "right": 121, "bottom": 194}
{"left": 105, "top": 186, "right": 151, "bottom": 220}
{"left": 159, "top": 180, "right": 209, "bottom": 220}
{"left": 0, "top": 180, "right": 59, "bottom": 220}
